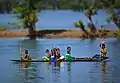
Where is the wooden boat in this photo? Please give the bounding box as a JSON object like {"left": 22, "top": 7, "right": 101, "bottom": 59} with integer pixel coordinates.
{"left": 10, "top": 57, "right": 109, "bottom": 62}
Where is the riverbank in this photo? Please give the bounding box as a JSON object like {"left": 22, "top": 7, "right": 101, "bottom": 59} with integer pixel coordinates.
{"left": 0, "top": 30, "right": 28, "bottom": 37}
{"left": 0, "top": 29, "right": 119, "bottom": 38}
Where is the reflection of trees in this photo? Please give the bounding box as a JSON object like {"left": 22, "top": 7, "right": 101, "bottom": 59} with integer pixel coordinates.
{"left": 107, "top": 39, "right": 120, "bottom": 83}
{"left": 66, "top": 62, "right": 72, "bottom": 83}
{"left": 19, "top": 39, "right": 39, "bottom": 58}
{"left": 19, "top": 62, "right": 31, "bottom": 80}
{"left": 19, "top": 39, "right": 38, "bottom": 49}
{"left": 17, "top": 39, "right": 41, "bottom": 83}
{"left": 100, "top": 61, "right": 107, "bottom": 83}
{"left": 19, "top": 62, "right": 43, "bottom": 83}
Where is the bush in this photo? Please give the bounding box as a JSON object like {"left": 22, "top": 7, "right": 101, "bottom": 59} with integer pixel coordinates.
{"left": 115, "top": 31, "right": 120, "bottom": 38}
{"left": 74, "top": 20, "right": 86, "bottom": 31}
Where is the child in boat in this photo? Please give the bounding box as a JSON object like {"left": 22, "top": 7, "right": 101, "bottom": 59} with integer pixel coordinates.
{"left": 66, "top": 46, "right": 72, "bottom": 56}
{"left": 99, "top": 40, "right": 105, "bottom": 48}
{"left": 21, "top": 49, "right": 32, "bottom": 60}
{"left": 92, "top": 40, "right": 106, "bottom": 59}
{"left": 100, "top": 44, "right": 107, "bottom": 58}
{"left": 66, "top": 46, "right": 75, "bottom": 60}
{"left": 56, "top": 48, "right": 61, "bottom": 59}
{"left": 50, "top": 48, "right": 57, "bottom": 61}
{"left": 43, "top": 49, "right": 51, "bottom": 61}
{"left": 56, "top": 48, "right": 65, "bottom": 61}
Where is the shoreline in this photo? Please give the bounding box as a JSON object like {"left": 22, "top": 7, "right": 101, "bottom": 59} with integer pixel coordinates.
{"left": 0, "top": 29, "right": 119, "bottom": 38}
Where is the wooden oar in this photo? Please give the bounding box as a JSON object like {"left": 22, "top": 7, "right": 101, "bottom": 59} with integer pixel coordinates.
{"left": 20, "top": 46, "right": 22, "bottom": 56}
{"left": 20, "top": 46, "right": 24, "bottom": 59}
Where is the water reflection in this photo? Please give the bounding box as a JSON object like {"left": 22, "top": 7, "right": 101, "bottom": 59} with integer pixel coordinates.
{"left": 51, "top": 62, "right": 61, "bottom": 83}
{"left": 19, "top": 39, "right": 38, "bottom": 49}
{"left": 20, "top": 62, "right": 31, "bottom": 69}
{"left": 67, "top": 62, "right": 72, "bottom": 83}
{"left": 19, "top": 39, "right": 40, "bottom": 59}
{"left": 51, "top": 62, "right": 61, "bottom": 72}
{"left": 100, "top": 61, "right": 107, "bottom": 83}
{"left": 1, "top": 38, "right": 120, "bottom": 83}
{"left": 18, "top": 62, "right": 43, "bottom": 83}
{"left": 19, "top": 62, "right": 31, "bottom": 81}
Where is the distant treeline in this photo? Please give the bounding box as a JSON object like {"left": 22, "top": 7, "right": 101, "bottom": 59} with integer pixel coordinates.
{"left": 0, "top": 0, "right": 120, "bottom": 13}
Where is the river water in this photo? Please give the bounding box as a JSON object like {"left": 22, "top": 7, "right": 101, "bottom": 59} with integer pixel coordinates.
{"left": 0, "top": 38, "right": 120, "bottom": 83}
{"left": 0, "top": 10, "right": 118, "bottom": 30}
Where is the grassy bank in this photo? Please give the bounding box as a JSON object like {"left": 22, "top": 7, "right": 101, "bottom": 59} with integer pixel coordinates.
{"left": 0, "top": 29, "right": 119, "bottom": 38}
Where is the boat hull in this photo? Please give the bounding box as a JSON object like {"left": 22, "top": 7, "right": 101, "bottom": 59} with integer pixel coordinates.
{"left": 10, "top": 57, "right": 109, "bottom": 62}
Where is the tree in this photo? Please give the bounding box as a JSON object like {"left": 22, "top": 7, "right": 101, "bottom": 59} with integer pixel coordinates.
{"left": 71, "top": 0, "right": 98, "bottom": 32}
{"left": 74, "top": 20, "right": 88, "bottom": 37}
{"left": 12, "top": 0, "right": 40, "bottom": 39}
{"left": 100, "top": 0, "right": 120, "bottom": 30}
{"left": 107, "top": 10, "right": 120, "bottom": 29}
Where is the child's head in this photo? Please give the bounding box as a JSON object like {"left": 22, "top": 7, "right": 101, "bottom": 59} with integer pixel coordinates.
{"left": 25, "top": 49, "right": 28, "bottom": 54}
{"left": 45, "top": 49, "right": 49, "bottom": 54}
{"left": 51, "top": 48, "right": 56, "bottom": 54}
{"left": 102, "top": 45, "right": 105, "bottom": 48}
{"left": 67, "top": 46, "right": 71, "bottom": 51}
{"left": 56, "top": 48, "right": 60, "bottom": 54}
{"left": 101, "top": 40, "right": 104, "bottom": 44}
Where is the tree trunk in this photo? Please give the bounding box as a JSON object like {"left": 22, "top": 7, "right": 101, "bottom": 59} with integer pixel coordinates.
{"left": 114, "top": 21, "right": 120, "bottom": 30}
{"left": 88, "top": 16, "right": 96, "bottom": 32}
{"left": 88, "top": 16, "right": 93, "bottom": 23}
{"left": 28, "top": 0, "right": 36, "bottom": 39}
{"left": 81, "top": 27, "right": 87, "bottom": 33}
{"left": 81, "top": 26, "right": 88, "bottom": 37}
{"left": 28, "top": 21, "right": 36, "bottom": 39}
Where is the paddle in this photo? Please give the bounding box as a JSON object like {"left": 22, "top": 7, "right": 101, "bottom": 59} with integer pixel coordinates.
{"left": 20, "top": 46, "right": 21, "bottom": 56}
{"left": 20, "top": 46, "right": 24, "bottom": 59}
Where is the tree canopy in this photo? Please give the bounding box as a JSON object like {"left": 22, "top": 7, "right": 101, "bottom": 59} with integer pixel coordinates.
{"left": 1, "top": 0, "right": 120, "bottom": 30}
{"left": 0, "top": 0, "right": 120, "bottom": 13}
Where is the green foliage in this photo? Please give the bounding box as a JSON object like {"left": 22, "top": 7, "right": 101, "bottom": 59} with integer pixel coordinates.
{"left": 12, "top": 0, "right": 39, "bottom": 29}
{"left": 74, "top": 20, "right": 85, "bottom": 31}
{"left": 71, "top": 0, "right": 98, "bottom": 30}
{"left": 85, "top": 8, "right": 97, "bottom": 16}
{"left": 106, "top": 10, "right": 120, "bottom": 29}
{"left": 115, "top": 31, "right": 120, "bottom": 38}
{"left": 84, "top": 8, "right": 97, "bottom": 23}
{"left": 99, "top": 0, "right": 115, "bottom": 9}
{"left": 0, "top": 0, "right": 120, "bottom": 13}
{"left": 69, "top": 0, "right": 89, "bottom": 11}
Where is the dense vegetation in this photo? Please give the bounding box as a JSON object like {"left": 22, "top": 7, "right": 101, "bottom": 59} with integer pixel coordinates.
{"left": 0, "top": 0, "right": 120, "bottom": 13}
{"left": 0, "top": 0, "right": 120, "bottom": 38}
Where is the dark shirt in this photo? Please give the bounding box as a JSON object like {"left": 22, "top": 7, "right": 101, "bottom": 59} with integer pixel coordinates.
{"left": 66, "top": 51, "right": 71, "bottom": 56}
{"left": 56, "top": 54, "right": 61, "bottom": 59}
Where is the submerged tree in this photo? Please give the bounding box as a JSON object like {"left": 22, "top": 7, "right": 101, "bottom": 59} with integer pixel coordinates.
{"left": 107, "top": 10, "right": 120, "bottom": 29}
{"left": 12, "top": 0, "right": 41, "bottom": 39}
{"left": 72, "top": 0, "right": 98, "bottom": 32}
{"left": 100, "top": 0, "right": 120, "bottom": 30}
